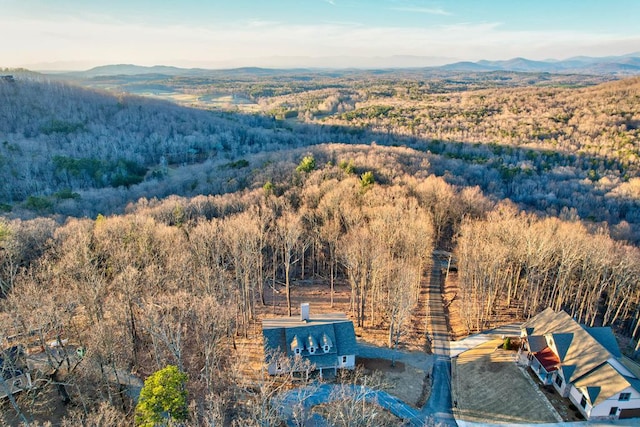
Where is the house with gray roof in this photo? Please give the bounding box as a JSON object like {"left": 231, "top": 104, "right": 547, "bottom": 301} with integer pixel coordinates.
{"left": 1, "top": 346, "right": 32, "bottom": 400}
{"left": 262, "top": 303, "right": 357, "bottom": 377}
{"left": 521, "top": 308, "right": 640, "bottom": 420}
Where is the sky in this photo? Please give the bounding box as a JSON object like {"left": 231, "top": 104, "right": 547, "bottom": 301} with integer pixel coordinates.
{"left": 2, "top": 0, "right": 640, "bottom": 70}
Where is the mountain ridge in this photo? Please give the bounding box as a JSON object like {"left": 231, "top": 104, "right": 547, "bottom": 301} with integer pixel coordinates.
{"left": 45, "top": 52, "right": 640, "bottom": 77}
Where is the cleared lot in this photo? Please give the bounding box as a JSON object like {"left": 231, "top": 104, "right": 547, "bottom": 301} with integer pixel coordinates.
{"left": 452, "top": 339, "right": 561, "bottom": 424}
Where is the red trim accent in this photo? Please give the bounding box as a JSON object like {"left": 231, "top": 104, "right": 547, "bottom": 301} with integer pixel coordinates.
{"left": 534, "top": 347, "right": 560, "bottom": 372}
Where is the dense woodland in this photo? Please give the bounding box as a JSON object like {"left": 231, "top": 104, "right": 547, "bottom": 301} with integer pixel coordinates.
{"left": 1, "top": 73, "right": 640, "bottom": 242}
{"left": 1, "top": 69, "right": 640, "bottom": 424}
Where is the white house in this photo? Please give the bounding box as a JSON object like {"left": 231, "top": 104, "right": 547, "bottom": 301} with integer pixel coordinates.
{"left": 262, "top": 303, "right": 357, "bottom": 377}
{"left": 521, "top": 308, "right": 640, "bottom": 420}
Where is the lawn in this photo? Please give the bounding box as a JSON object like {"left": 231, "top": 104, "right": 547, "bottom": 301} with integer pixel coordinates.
{"left": 452, "top": 339, "right": 561, "bottom": 424}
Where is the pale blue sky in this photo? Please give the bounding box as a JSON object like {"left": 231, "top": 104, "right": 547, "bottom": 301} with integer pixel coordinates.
{"left": 2, "top": 0, "right": 639, "bottom": 69}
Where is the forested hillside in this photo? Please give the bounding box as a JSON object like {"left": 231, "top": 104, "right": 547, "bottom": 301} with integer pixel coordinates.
{"left": 2, "top": 142, "right": 640, "bottom": 424}
{"left": 2, "top": 73, "right": 639, "bottom": 242}
{"left": 1, "top": 69, "right": 640, "bottom": 423}
{"left": 0, "top": 75, "right": 301, "bottom": 203}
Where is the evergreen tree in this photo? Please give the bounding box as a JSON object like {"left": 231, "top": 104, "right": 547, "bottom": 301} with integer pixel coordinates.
{"left": 135, "top": 365, "right": 188, "bottom": 426}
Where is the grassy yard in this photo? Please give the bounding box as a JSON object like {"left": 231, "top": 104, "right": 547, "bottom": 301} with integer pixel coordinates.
{"left": 452, "top": 339, "right": 561, "bottom": 424}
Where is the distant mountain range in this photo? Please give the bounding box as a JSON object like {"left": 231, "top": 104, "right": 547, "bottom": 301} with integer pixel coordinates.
{"left": 438, "top": 53, "right": 640, "bottom": 74}
{"left": 51, "top": 52, "right": 640, "bottom": 78}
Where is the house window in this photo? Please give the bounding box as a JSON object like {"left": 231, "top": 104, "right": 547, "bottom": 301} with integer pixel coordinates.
{"left": 276, "top": 361, "right": 282, "bottom": 371}
{"left": 309, "top": 347, "right": 315, "bottom": 354}
{"left": 555, "top": 374, "right": 563, "bottom": 388}
{"left": 619, "top": 392, "right": 631, "bottom": 401}
{"left": 295, "top": 348, "right": 300, "bottom": 355}
{"left": 13, "top": 378, "right": 22, "bottom": 388}
{"left": 610, "top": 407, "right": 618, "bottom": 416}
{"left": 323, "top": 345, "right": 329, "bottom": 353}
{"left": 342, "top": 356, "right": 347, "bottom": 364}
{"left": 580, "top": 395, "right": 587, "bottom": 409}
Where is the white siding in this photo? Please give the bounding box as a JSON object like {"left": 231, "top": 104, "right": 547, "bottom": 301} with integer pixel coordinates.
{"left": 552, "top": 372, "right": 569, "bottom": 396}
{"left": 338, "top": 354, "right": 355, "bottom": 369}
{"left": 569, "top": 385, "right": 591, "bottom": 419}
{"left": 569, "top": 385, "right": 640, "bottom": 420}
{"left": 591, "top": 386, "right": 640, "bottom": 419}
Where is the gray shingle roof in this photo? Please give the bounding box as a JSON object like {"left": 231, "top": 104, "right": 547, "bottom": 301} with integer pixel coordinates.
{"left": 262, "top": 312, "right": 356, "bottom": 370}
{"left": 527, "top": 335, "right": 547, "bottom": 353}
{"left": 584, "top": 326, "right": 622, "bottom": 358}
{"left": 522, "top": 309, "right": 612, "bottom": 383}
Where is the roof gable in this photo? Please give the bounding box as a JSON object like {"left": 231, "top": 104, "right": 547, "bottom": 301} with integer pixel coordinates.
{"left": 585, "top": 386, "right": 601, "bottom": 406}
{"left": 321, "top": 333, "right": 333, "bottom": 348}
{"left": 290, "top": 335, "right": 303, "bottom": 353}
{"left": 549, "top": 333, "right": 573, "bottom": 361}
{"left": 627, "top": 376, "right": 640, "bottom": 394}
{"left": 560, "top": 365, "right": 577, "bottom": 383}
{"left": 523, "top": 309, "right": 614, "bottom": 382}
{"left": 574, "top": 363, "right": 631, "bottom": 406}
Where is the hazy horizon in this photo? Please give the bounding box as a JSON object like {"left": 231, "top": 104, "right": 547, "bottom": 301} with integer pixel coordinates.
{"left": 2, "top": 0, "right": 640, "bottom": 70}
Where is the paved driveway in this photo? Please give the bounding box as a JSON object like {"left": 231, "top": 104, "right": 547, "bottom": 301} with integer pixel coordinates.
{"left": 278, "top": 256, "right": 456, "bottom": 426}
{"left": 278, "top": 383, "right": 421, "bottom": 426}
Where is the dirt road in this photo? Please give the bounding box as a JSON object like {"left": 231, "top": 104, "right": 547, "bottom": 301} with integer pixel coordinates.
{"left": 419, "top": 254, "right": 456, "bottom": 426}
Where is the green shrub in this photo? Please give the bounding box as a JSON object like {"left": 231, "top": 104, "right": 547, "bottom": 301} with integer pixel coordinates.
{"left": 503, "top": 337, "right": 512, "bottom": 350}
{"left": 360, "top": 171, "right": 375, "bottom": 190}
{"left": 338, "top": 159, "right": 355, "bottom": 174}
{"left": 221, "top": 159, "right": 249, "bottom": 169}
{"left": 24, "top": 196, "right": 52, "bottom": 212}
{"left": 40, "top": 119, "right": 85, "bottom": 135}
{"left": 135, "top": 365, "right": 188, "bottom": 427}
{"left": 263, "top": 181, "right": 274, "bottom": 197}
{"left": 296, "top": 155, "right": 316, "bottom": 173}
{"left": 54, "top": 188, "right": 80, "bottom": 200}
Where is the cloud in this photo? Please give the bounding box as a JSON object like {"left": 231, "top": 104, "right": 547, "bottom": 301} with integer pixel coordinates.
{"left": 245, "top": 19, "right": 281, "bottom": 28}
{"left": 2, "top": 14, "right": 640, "bottom": 68}
{"left": 391, "top": 6, "right": 451, "bottom": 16}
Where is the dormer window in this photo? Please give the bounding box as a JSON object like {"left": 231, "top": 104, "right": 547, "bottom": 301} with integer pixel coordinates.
{"left": 290, "top": 335, "right": 303, "bottom": 355}
{"left": 321, "top": 333, "right": 333, "bottom": 353}
{"left": 307, "top": 334, "right": 319, "bottom": 355}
